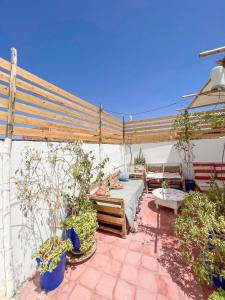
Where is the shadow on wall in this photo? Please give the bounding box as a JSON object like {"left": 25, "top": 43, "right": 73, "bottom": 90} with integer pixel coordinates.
{"left": 126, "top": 141, "right": 181, "bottom": 165}
{"left": 127, "top": 138, "right": 225, "bottom": 167}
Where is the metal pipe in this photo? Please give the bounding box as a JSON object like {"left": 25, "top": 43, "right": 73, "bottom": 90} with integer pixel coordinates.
{"left": 199, "top": 46, "right": 225, "bottom": 58}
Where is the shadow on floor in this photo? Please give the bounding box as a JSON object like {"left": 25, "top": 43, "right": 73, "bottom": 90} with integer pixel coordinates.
{"left": 138, "top": 195, "right": 212, "bottom": 300}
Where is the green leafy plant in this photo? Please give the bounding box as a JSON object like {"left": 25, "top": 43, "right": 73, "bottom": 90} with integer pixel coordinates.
{"left": 33, "top": 237, "right": 72, "bottom": 274}
{"left": 199, "top": 107, "right": 225, "bottom": 129}
{"left": 174, "top": 183, "right": 225, "bottom": 285}
{"left": 62, "top": 143, "right": 109, "bottom": 255}
{"left": 161, "top": 180, "right": 169, "bottom": 190}
{"left": 208, "top": 289, "right": 225, "bottom": 300}
{"left": 172, "top": 111, "right": 200, "bottom": 179}
{"left": 62, "top": 208, "right": 98, "bottom": 254}
{"left": 134, "top": 148, "right": 146, "bottom": 165}
{"left": 15, "top": 142, "right": 90, "bottom": 274}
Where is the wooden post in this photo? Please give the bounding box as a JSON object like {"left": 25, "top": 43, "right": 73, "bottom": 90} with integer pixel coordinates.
{"left": 99, "top": 104, "right": 103, "bottom": 163}
{"left": 6, "top": 48, "right": 17, "bottom": 138}
{"left": 2, "top": 48, "right": 17, "bottom": 298}
{"left": 122, "top": 116, "right": 126, "bottom": 169}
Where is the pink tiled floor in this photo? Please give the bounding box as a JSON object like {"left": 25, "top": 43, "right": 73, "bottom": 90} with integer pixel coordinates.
{"left": 17, "top": 193, "right": 213, "bottom": 300}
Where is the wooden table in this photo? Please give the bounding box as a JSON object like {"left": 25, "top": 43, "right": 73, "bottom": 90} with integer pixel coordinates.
{"left": 152, "top": 188, "right": 185, "bottom": 215}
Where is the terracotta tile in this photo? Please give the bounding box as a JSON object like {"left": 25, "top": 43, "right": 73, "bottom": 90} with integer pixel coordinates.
{"left": 120, "top": 264, "right": 139, "bottom": 285}
{"left": 17, "top": 194, "right": 208, "bottom": 300}
{"left": 138, "top": 267, "right": 158, "bottom": 293}
{"left": 56, "top": 277, "right": 76, "bottom": 297}
{"left": 125, "top": 250, "right": 142, "bottom": 266}
{"left": 157, "top": 275, "right": 180, "bottom": 300}
{"left": 89, "top": 253, "right": 111, "bottom": 271}
{"left": 68, "top": 284, "right": 92, "bottom": 300}
{"left": 68, "top": 264, "right": 87, "bottom": 281}
{"left": 131, "top": 231, "right": 146, "bottom": 242}
{"left": 96, "top": 241, "right": 113, "bottom": 255}
{"left": 114, "top": 279, "right": 136, "bottom": 300}
{"left": 79, "top": 267, "right": 101, "bottom": 289}
{"left": 104, "top": 258, "right": 122, "bottom": 277}
{"left": 157, "top": 295, "right": 173, "bottom": 300}
{"left": 92, "top": 294, "right": 109, "bottom": 300}
{"left": 95, "top": 273, "right": 116, "bottom": 299}
{"left": 114, "top": 234, "right": 132, "bottom": 248}
{"left": 109, "top": 246, "right": 127, "bottom": 262}
{"left": 101, "top": 233, "right": 118, "bottom": 244}
{"left": 129, "top": 240, "right": 144, "bottom": 252}
{"left": 141, "top": 254, "right": 158, "bottom": 272}
{"left": 136, "top": 288, "right": 157, "bottom": 300}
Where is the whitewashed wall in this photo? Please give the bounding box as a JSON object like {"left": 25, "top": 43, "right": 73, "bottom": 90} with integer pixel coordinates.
{"left": 0, "top": 141, "right": 123, "bottom": 293}
{"left": 126, "top": 138, "right": 225, "bottom": 177}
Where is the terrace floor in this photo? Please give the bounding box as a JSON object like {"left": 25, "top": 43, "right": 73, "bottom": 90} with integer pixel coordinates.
{"left": 18, "top": 193, "right": 213, "bottom": 300}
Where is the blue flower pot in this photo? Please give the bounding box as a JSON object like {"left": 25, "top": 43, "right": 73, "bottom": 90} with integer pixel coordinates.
{"left": 185, "top": 180, "right": 195, "bottom": 192}
{"left": 65, "top": 228, "right": 80, "bottom": 253}
{"left": 36, "top": 251, "right": 66, "bottom": 292}
{"left": 212, "top": 274, "right": 225, "bottom": 290}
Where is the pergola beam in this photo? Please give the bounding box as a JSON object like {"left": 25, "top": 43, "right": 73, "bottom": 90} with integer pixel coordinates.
{"left": 199, "top": 46, "right": 225, "bottom": 58}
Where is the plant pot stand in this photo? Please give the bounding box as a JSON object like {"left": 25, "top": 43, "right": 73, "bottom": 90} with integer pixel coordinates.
{"left": 66, "top": 239, "right": 97, "bottom": 265}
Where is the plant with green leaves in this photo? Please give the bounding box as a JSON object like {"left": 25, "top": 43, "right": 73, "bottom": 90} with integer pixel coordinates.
{"left": 62, "top": 210, "right": 98, "bottom": 254}
{"left": 62, "top": 144, "right": 109, "bottom": 255}
{"left": 199, "top": 107, "right": 225, "bottom": 129}
{"left": 15, "top": 142, "right": 82, "bottom": 273}
{"left": 134, "top": 148, "right": 146, "bottom": 165}
{"left": 172, "top": 111, "right": 200, "bottom": 179}
{"left": 161, "top": 180, "right": 169, "bottom": 190}
{"left": 174, "top": 183, "right": 225, "bottom": 285}
{"left": 208, "top": 289, "right": 225, "bottom": 300}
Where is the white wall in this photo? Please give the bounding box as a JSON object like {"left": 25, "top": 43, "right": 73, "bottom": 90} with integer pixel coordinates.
{"left": 126, "top": 137, "right": 225, "bottom": 175}
{"left": 0, "top": 141, "right": 123, "bottom": 293}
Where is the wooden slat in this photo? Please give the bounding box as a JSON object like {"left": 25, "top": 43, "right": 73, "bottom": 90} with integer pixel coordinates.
{"left": 93, "top": 204, "right": 123, "bottom": 216}
{"left": 13, "top": 127, "right": 99, "bottom": 141}
{"left": 0, "top": 71, "right": 100, "bottom": 122}
{"left": 0, "top": 97, "right": 98, "bottom": 130}
{"left": 97, "top": 225, "right": 123, "bottom": 236}
{"left": 97, "top": 213, "right": 124, "bottom": 226}
{"left": 125, "top": 114, "right": 176, "bottom": 126}
{"left": 0, "top": 84, "right": 99, "bottom": 126}
{"left": 89, "top": 195, "right": 123, "bottom": 205}
{"left": 0, "top": 57, "right": 99, "bottom": 113}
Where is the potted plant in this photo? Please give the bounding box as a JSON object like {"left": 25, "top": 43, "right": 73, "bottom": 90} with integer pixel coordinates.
{"left": 61, "top": 144, "right": 109, "bottom": 256}
{"left": 161, "top": 180, "right": 169, "bottom": 196}
{"left": 174, "top": 183, "right": 225, "bottom": 290}
{"left": 208, "top": 289, "right": 225, "bottom": 300}
{"left": 134, "top": 147, "right": 146, "bottom": 171}
{"left": 15, "top": 143, "right": 77, "bottom": 292}
{"left": 172, "top": 110, "right": 199, "bottom": 191}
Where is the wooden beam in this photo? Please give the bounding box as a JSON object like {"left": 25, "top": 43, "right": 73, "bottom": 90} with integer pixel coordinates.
{"left": 6, "top": 48, "right": 17, "bottom": 138}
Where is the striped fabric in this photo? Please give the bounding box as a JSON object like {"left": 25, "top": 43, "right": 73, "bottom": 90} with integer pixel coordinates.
{"left": 215, "top": 164, "right": 225, "bottom": 180}
{"left": 193, "top": 163, "right": 225, "bottom": 192}
{"left": 193, "top": 163, "right": 215, "bottom": 180}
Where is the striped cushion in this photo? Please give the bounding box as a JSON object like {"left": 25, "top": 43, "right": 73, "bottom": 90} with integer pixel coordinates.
{"left": 193, "top": 163, "right": 215, "bottom": 180}
{"left": 215, "top": 163, "right": 225, "bottom": 180}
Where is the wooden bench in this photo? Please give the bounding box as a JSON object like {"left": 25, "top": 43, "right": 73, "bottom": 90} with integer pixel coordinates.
{"left": 193, "top": 163, "right": 225, "bottom": 192}
{"left": 89, "top": 173, "right": 144, "bottom": 238}
{"left": 88, "top": 195, "right": 127, "bottom": 238}
{"left": 145, "top": 163, "right": 183, "bottom": 192}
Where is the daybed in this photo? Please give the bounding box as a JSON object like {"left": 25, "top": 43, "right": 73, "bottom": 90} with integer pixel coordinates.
{"left": 193, "top": 162, "right": 225, "bottom": 192}
{"left": 145, "top": 163, "right": 183, "bottom": 192}
{"left": 89, "top": 176, "right": 144, "bottom": 238}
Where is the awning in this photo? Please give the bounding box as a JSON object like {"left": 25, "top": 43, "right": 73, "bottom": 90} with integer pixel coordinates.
{"left": 187, "top": 79, "right": 225, "bottom": 109}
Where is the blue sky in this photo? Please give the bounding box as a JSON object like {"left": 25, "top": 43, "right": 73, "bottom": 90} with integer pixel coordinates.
{"left": 0, "top": 0, "right": 225, "bottom": 120}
